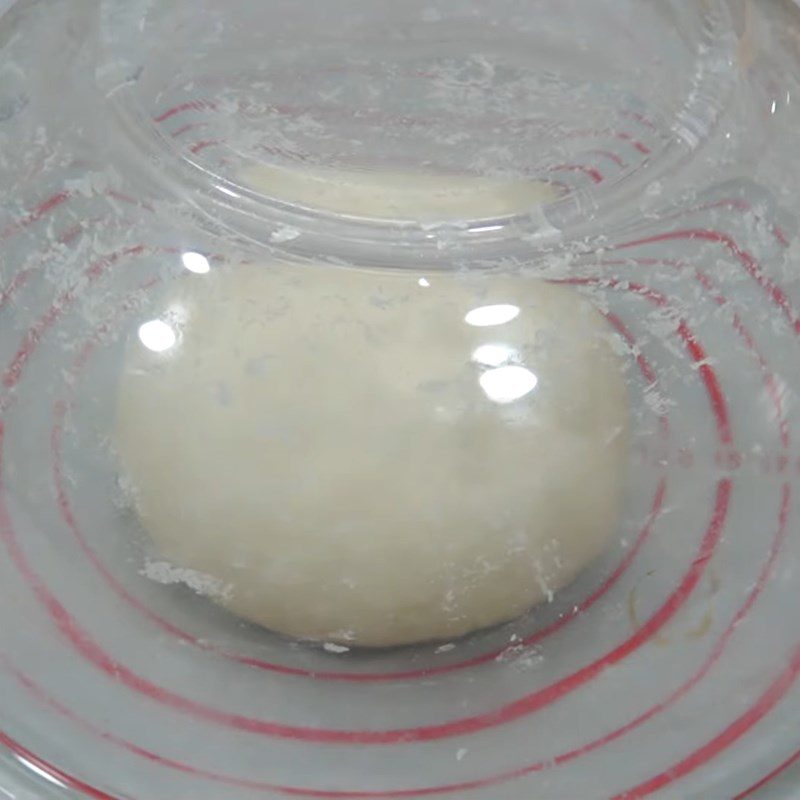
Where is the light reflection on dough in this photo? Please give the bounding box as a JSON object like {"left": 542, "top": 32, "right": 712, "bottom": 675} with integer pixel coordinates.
{"left": 181, "top": 251, "right": 211, "bottom": 274}
{"left": 479, "top": 365, "right": 539, "bottom": 404}
{"left": 464, "top": 304, "right": 520, "bottom": 327}
{"left": 137, "top": 319, "right": 177, "bottom": 353}
{"left": 471, "top": 343, "right": 517, "bottom": 368}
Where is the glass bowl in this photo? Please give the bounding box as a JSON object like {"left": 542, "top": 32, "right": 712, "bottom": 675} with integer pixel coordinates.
{"left": 1, "top": 0, "right": 800, "bottom": 797}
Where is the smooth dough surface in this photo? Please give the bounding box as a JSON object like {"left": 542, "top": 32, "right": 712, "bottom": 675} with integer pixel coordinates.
{"left": 117, "top": 264, "right": 628, "bottom": 647}
{"left": 245, "top": 163, "right": 557, "bottom": 219}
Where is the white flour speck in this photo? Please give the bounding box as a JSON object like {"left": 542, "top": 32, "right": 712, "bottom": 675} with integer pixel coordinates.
{"left": 270, "top": 226, "right": 301, "bottom": 243}
{"left": 141, "top": 559, "right": 232, "bottom": 600}
{"left": 323, "top": 642, "right": 350, "bottom": 654}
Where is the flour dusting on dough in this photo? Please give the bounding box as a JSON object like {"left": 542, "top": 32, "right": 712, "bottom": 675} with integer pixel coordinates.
{"left": 142, "top": 559, "right": 233, "bottom": 600}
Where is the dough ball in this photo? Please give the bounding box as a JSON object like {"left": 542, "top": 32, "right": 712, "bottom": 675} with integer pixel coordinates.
{"left": 245, "top": 163, "right": 557, "bottom": 219}
{"left": 117, "top": 263, "right": 628, "bottom": 647}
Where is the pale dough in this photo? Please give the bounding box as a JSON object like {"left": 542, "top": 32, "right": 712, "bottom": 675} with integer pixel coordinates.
{"left": 244, "top": 163, "right": 558, "bottom": 219}
{"left": 117, "top": 263, "right": 628, "bottom": 647}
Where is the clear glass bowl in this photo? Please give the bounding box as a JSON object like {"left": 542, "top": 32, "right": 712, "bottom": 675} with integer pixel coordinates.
{"left": 1, "top": 0, "right": 800, "bottom": 797}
